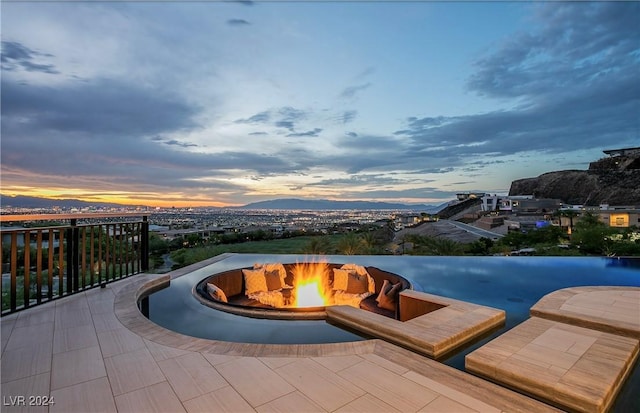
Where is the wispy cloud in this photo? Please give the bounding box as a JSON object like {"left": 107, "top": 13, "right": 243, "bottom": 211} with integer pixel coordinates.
{"left": 227, "top": 18, "right": 250, "bottom": 26}
{"left": 286, "top": 128, "right": 322, "bottom": 138}
{"left": 339, "top": 82, "right": 371, "bottom": 99}
{"left": 1, "top": 41, "right": 59, "bottom": 74}
{"left": 336, "top": 110, "right": 357, "bottom": 124}
{"left": 164, "top": 139, "right": 197, "bottom": 148}
{"left": 235, "top": 111, "right": 271, "bottom": 124}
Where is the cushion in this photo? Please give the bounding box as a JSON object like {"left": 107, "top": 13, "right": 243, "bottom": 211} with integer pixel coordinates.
{"left": 376, "top": 279, "right": 402, "bottom": 311}
{"left": 264, "top": 270, "right": 284, "bottom": 291}
{"left": 254, "top": 263, "right": 288, "bottom": 289}
{"left": 346, "top": 272, "right": 369, "bottom": 294}
{"left": 243, "top": 268, "right": 268, "bottom": 295}
{"left": 332, "top": 268, "right": 351, "bottom": 291}
{"left": 334, "top": 290, "right": 372, "bottom": 307}
{"left": 206, "top": 283, "right": 228, "bottom": 303}
{"left": 339, "top": 264, "right": 375, "bottom": 294}
{"left": 247, "top": 290, "right": 285, "bottom": 308}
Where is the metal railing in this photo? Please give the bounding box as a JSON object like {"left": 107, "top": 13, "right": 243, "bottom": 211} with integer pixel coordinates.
{"left": 1, "top": 213, "right": 149, "bottom": 315}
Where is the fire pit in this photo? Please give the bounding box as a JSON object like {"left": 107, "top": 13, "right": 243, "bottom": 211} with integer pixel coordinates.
{"left": 193, "top": 262, "right": 411, "bottom": 320}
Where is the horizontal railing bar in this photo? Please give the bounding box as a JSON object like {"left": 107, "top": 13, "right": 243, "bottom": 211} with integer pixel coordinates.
{"left": 1, "top": 221, "right": 144, "bottom": 234}
{"left": 0, "top": 212, "right": 148, "bottom": 223}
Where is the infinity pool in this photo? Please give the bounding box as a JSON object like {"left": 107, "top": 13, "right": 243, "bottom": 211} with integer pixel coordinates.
{"left": 145, "top": 254, "right": 640, "bottom": 411}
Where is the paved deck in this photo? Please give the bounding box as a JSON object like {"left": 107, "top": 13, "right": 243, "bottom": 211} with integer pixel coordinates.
{"left": 1, "top": 273, "right": 559, "bottom": 413}
{"left": 466, "top": 287, "right": 640, "bottom": 413}
{"left": 326, "top": 290, "right": 505, "bottom": 359}
{"left": 530, "top": 286, "right": 640, "bottom": 339}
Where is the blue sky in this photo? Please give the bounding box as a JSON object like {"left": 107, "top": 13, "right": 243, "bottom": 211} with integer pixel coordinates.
{"left": 1, "top": 1, "right": 638, "bottom": 207}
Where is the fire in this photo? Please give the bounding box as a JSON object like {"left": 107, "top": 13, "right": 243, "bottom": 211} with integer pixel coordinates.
{"left": 291, "top": 261, "right": 333, "bottom": 307}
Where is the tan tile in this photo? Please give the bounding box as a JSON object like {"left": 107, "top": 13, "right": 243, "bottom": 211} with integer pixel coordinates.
{"left": 98, "top": 328, "right": 145, "bottom": 357}
{"left": 104, "top": 348, "right": 166, "bottom": 396}
{"left": 50, "top": 376, "right": 117, "bottom": 413}
{"left": 256, "top": 391, "right": 325, "bottom": 413}
{"left": 403, "top": 371, "right": 501, "bottom": 413}
{"left": 145, "top": 339, "right": 193, "bottom": 362}
{"left": 215, "top": 357, "right": 295, "bottom": 407}
{"left": 275, "top": 358, "right": 365, "bottom": 411}
{"left": 92, "top": 311, "right": 125, "bottom": 332}
{"left": 419, "top": 395, "right": 479, "bottom": 413}
{"left": 1, "top": 340, "right": 52, "bottom": 383}
{"left": 516, "top": 343, "right": 581, "bottom": 371}
{"left": 158, "top": 352, "right": 228, "bottom": 402}
{"left": 85, "top": 286, "right": 115, "bottom": 299}
{"left": 530, "top": 327, "right": 581, "bottom": 352}
{"left": 338, "top": 361, "right": 439, "bottom": 412}
{"left": 360, "top": 353, "right": 409, "bottom": 375}
{"left": 14, "top": 305, "right": 55, "bottom": 328}
{"left": 1, "top": 318, "right": 16, "bottom": 353}
{"left": 115, "top": 381, "right": 186, "bottom": 413}
{"left": 6, "top": 322, "right": 54, "bottom": 351}
{"left": 183, "top": 386, "right": 256, "bottom": 413}
{"left": 88, "top": 298, "right": 115, "bottom": 315}
{"left": 0, "top": 373, "right": 50, "bottom": 413}
{"left": 259, "top": 357, "right": 298, "bottom": 369}
{"left": 54, "top": 306, "right": 93, "bottom": 331}
{"left": 55, "top": 294, "right": 89, "bottom": 309}
{"left": 1, "top": 313, "right": 20, "bottom": 322}
{"left": 498, "top": 353, "right": 566, "bottom": 385}
{"left": 87, "top": 288, "right": 115, "bottom": 315}
{"left": 310, "top": 355, "right": 363, "bottom": 373}
{"left": 202, "top": 352, "right": 240, "bottom": 366}
{"left": 53, "top": 324, "right": 99, "bottom": 354}
{"left": 51, "top": 345, "right": 106, "bottom": 390}
{"left": 334, "top": 394, "right": 400, "bottom": 413}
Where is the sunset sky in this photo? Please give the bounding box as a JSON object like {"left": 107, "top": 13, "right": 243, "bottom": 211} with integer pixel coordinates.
{"left": 1, "top": 1, "right": 638, "bottom": 208}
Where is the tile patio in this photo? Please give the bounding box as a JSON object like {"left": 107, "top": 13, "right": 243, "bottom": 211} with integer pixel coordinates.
{"left": 1, "top": 272, "right": 561, "bottom": 413}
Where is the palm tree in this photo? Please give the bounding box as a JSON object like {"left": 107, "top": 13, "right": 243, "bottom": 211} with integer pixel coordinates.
{"left": 559, "top": 209, "right": 579, "bottom": 237}
{"left": 360, "top": 231, "right": 377, "bottom": 253}
{"left": 336, "top": 232, "right": 365, "bottom": 255}
{"left": 304, "top": 237, "right": 331, "bottom": 255}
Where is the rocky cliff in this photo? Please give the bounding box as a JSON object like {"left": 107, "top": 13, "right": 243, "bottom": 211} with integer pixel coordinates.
{"left": 509, "top": 152, "right": 640, "bottom": 206}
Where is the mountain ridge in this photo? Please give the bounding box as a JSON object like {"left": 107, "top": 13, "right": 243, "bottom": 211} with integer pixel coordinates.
{"left": 509, "top": 151, "right": 640, "bottom": 205}
{"left": 1, "top": 194, "right": 446, "bottom": 212}
{"left": 236, "top": 198, "right": 444, "bottom": 211}
{"left": 1, "top": 195, "right": 131, "bottom": 209}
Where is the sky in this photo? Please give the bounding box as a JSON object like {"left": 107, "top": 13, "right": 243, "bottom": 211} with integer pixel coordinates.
{"left": 1, "top": 1, "right": 639, "bottom": 208}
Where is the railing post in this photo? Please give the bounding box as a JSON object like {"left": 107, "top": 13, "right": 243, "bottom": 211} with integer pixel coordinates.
{"left": 66, "top": 223, "right": 73, "bottom": 294}
{"left": 66, "top": 218, "right": 80, "bottom": 293}
{"left": 73, "top": 220, "right": 80, "bottom": 291}
{"left": 141, "top": 215, "right": 149, "bottom": 272}
{"left": 10, "top": 232, "right": 17, "bottom": 312}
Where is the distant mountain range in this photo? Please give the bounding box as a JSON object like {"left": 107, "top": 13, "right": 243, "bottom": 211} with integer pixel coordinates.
{"left": 237, "top": 198, "right": 446, "bottom": 212}
{"left": 1, "top": 194, "right": 446, "bottom": 212}
{"left": 0, "top": 195, "right": 130, "bottom": 209}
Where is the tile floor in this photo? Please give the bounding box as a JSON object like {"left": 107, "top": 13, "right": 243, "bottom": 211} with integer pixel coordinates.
{"left": 1, "top": 275, "right": 560, "bottom": 413}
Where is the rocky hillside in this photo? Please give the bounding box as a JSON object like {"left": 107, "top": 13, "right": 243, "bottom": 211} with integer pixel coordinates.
{"left": 509, "top": 151, "right": 640, "bottom": 205}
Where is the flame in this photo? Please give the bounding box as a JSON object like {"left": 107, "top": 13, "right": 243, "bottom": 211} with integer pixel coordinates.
{"left": 291, "top": 261, "right": 333, "bottom": 307}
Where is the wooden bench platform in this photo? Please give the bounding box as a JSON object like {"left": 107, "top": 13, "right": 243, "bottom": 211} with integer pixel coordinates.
{"left": 465, "top": 317, "right": 639, "bottom": 413}
{"left": 326, "top": 290, "right": 505, "bottom": 359}
{"left": 530, "top": 286, "right": 640, "bottom": 339}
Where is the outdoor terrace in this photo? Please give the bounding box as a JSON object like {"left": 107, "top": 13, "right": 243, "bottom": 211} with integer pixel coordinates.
{"left": 1, "top": 214, "right": 638, "bottom": 412}
{"left": 2, "top": 260, "right": 559, "bottom": 413}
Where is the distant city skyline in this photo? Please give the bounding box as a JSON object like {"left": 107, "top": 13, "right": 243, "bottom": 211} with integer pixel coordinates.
{"left": 1, "top": 2, "right": 638, "bottom": 208}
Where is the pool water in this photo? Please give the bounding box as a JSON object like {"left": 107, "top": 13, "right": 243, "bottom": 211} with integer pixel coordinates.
{"left": 146, "top": 254, "right": 640, "bottom": 411}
